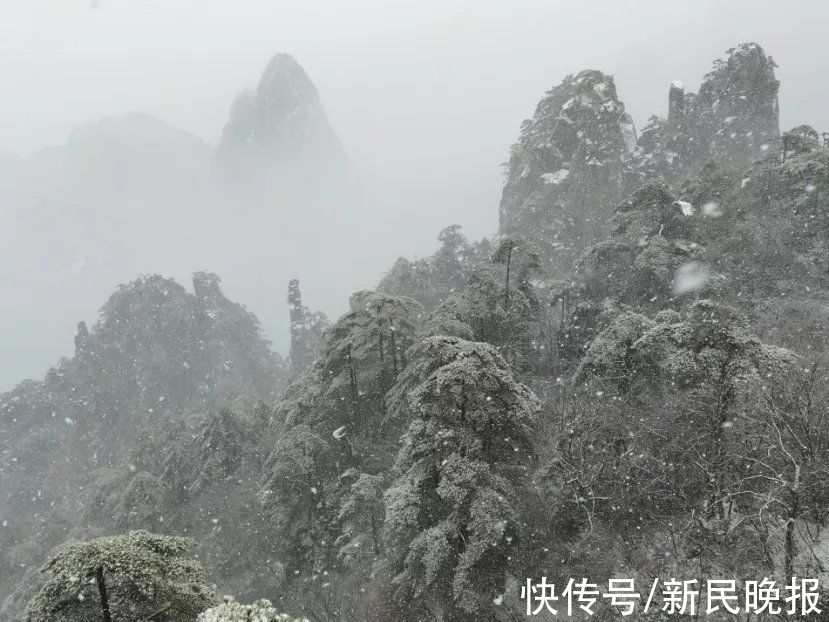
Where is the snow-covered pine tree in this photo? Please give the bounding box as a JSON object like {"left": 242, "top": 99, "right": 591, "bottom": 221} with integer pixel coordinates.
{"left": 379, "top": 335, "right": 539, "bottom": 621}
{"left": 25, "top": 531, "right": 212, "bottom": 622}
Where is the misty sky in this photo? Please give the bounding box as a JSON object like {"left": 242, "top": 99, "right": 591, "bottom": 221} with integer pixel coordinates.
{"left": 2, "top": 0, "right": 829, "bottom": 389}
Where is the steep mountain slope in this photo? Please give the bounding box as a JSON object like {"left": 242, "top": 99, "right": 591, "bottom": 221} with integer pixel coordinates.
{"left": 0, "top": 53, "right": 362, "bottom": 394}
{"left": 1, "top": 41, "right": 827, "bottom": 622}
{"left": 217, "top": 53, "right": 346, "bottom": 175}
{"left": 635, "top": 42, "right": 780, "bottom": 184}
{"left": 499, "top": 43, "right": 783, "bottom": 278}
{"left": 0, "top": 273, "right": 285, "bottom": 617}
{"left": 0, "top": 113, "right": 217, "bottom": 392}
{"left": 499, "top": 70, "right": 636, "bottom": 273}
{"left": 368, "top": 43, "right": 827, "bottom": 617}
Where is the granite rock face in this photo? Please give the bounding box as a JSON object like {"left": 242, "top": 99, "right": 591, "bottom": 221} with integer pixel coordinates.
{"left": 500, "top": 43, "right": 782, "bottom": 275}
{"left": 634, "top": 42, "right": 780, "bottom": 184}
{"left": 499, "top": 70, "right": 636, "bottom": 273}
{"left": 217, "top": 53, "right": 346, "bottom": 176}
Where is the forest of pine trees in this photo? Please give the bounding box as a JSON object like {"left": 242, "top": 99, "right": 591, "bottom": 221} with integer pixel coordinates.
{"left": 0, "top": 41, "right": 827, "bottom": 621}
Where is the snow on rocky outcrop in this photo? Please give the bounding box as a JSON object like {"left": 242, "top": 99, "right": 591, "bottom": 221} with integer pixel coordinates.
{"left": 634, "top": 42, "right": 780, "bottom": 184}
{"left": 499, "top": 70, "right": 635, "bottom": 274}
{"left": 499, "top": 43, "right": 783, "bottom": 276}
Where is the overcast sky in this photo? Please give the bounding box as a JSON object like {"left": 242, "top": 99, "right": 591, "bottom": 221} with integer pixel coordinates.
{"left": 3, "top": 1, "right": 828, "bottom": 235}
{"left": 2, "top": 0, "right": 828, "bottom": 387}
{"left": 4, "top": 2, "right": 829, "bottom": 190}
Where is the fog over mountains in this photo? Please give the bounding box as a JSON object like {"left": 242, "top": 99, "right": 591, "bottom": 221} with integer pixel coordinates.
{"left": 0, "top": 12, "right": 829, "bottom": 616}
{"left": 4, "top": 1, "right": 829, "bottom": 392}
{"left": 0, "top": 53, "right": 371, "bottom": 391}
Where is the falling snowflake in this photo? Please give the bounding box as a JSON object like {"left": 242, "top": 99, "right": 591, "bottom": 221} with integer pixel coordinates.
{"left": 702, "top": 201, "right": 722, "bottom": 217}
{"left": 673, "top": 262, "right": 711, "bottom": 295}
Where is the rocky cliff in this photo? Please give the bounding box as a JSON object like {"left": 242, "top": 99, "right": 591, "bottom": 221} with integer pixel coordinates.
{"left": 500, "top": 42, "right": 782, "bottom": 275}
{"left": 635, "top": 42, "right": 780, "bottom": 184}
{"left": 216, "top": 53, "right": 347, "bottom": 177}
{"left": 499, "top": 70, "right": 636, "bottom": 272}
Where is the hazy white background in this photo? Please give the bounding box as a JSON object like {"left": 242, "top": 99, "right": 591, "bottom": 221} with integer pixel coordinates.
{"left": 2, "top": 0, "right": 828, "bottom": 389}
